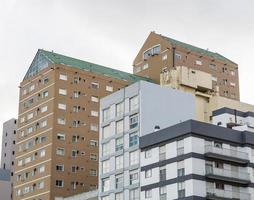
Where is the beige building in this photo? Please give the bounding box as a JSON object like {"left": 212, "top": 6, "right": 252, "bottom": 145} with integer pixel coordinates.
{"left": 133, "top": 31, "right": 240, "bottom": 100}
{"left": 13, "top": 49, "right": 151, "bottom": 200}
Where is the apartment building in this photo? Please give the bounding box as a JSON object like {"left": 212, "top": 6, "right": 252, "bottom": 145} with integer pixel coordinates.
{"left": 133, "top": 31, "right": 239, "bottom": 100}
{"left": 139, "top": 120, "right": 254, "bottom": 200}
{"left": 55, "top": 190, "right": 98, "bottom": 200}
{"left": 1, "top": 118, "right": 17, "bottom": 200}
{"left": 14, "top": 49, "right": 151, "bottom": 200}
{"left": 99, "top": 81, "right": 195, "bottom": 200}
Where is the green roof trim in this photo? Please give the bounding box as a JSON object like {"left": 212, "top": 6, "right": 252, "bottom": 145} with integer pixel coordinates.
{"left": 159, "top": 34, "right": 236, "bottom": 65}
{"left": 24, "top": 49, "right": 153, "bottom": 83}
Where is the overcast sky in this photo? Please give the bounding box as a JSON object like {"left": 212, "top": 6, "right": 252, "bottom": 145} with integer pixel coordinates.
{"left": 0, "top": 0, "right": 254, "bottom": 157}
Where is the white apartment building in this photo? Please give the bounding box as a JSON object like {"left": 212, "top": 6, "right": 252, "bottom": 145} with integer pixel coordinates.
{"left": 139, "top": 120, "right": 254, "bottom": 200}
{"left": 98, "top": 81, "right": 195, "bottom": 200}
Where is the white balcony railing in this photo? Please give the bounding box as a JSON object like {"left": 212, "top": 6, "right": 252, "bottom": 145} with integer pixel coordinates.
{"left": 205, "top": 145, "right": 248, "bottom": 161}
{"left": 207, "top": 187, "right": 251, "bottom": 200}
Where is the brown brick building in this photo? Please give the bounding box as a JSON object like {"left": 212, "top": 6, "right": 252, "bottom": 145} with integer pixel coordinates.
{"left": 13, "top": 50, "right": 151, "bottom": 200}
{"left": 133, "top": 32, "right": 240, "bottom": 100}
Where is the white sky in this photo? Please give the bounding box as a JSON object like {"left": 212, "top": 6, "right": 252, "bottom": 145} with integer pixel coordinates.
{"left": 0, "top": 0, "right": 254, "bottom": 157}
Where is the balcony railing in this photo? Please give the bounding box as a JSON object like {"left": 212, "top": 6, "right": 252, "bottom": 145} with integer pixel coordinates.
{"left": 205, "top": 145, "right": 249, "bottom": 163}
{"left": 206, "top": 187, "right": 251, "bottom": 200}
{"left": 206, "top": 166, "right": 250, "bottom": 184}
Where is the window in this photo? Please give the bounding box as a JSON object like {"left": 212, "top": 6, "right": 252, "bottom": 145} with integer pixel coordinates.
{"left": 115, "top": 155, "right": 123, "bottom": 170}
{"left": 91, "top": 82, "right": 99, "bottom": 89}
{"left": 216, "top": 182, "right": 224, "bottom": 190}
{"left": 162, "top": 54, "right": 167, "bottom": 60}
{"left": 160, "top": 166, "right": 166, "bottom": 181}
{"left": 116, "top": 102, "right": 124, "bottom": 116}
{"left": 20, "top": 117, "right": 25, "bottom": 123}
{"left": 58, "top": 103, "right": 66, "bottom": 110}
{"left": 91, "top": 96, "right": 99, "bottom": 102}
{"left": 145, "top": 189, "right": 152, "bottom": 198}
{"left": 102, "top": 160, "right": 110, "bottom": 174}
{"left": 209, "top": 63, "right": 216, "bottom": 69}
{"left": 73, "top": 91, "right": 80, "bottom": 98}
{"left": 22, "top": 89, "right": 27, "bottom": 96}
{"left": 116, "top": 120, "right": 124, "bottom": 134}
{"left": 231, "top": 70, "right": 236, "bottom": 76}
{"left": 177, "top": 160, "right": 185, "bottom": 177}
{"left": 103, "top": 108, "right": 111, "bottom": 121}
{"left": 56, "top": 180, "right": 64, "bottom": 187}
{"left": 115, "top": 137, "right": 124, "bottom": 152}
{"left": 90, "top": 153, "right": 97, "bottom": 161}
{"left": 103, "top": 125, "right": 111, "bottom": 139}
{"left": 134, "top": 66, "right": 141, "bottom": 73}
{"left": 145, "top": 149, "right": 152, "bottom": 158}
{"left": 159, "top": 145, "right": 166, "bottom": 161}
{"left": 130, "top": 114, "right": 138, "bottom": 129}
{"left": 59, "top": 74, "right": 67, "bottom": 81}
{"left": 177, "top": 140, "right": 184, "bottom": 155}
{"left": 115, "top": 192, "right": 124, "bottom": 200}
{"left": 195, "top": 60, "right": 202, "bottom": 65}
{"left": 42, "top": 91, "right": 49, "bottom": 98}
{"left": 102, "top": 178, "right": 110, "bottom": 192}
{"left": 214, "top": 142, "right": 222, "bottom": 148}
{"left": 145, "top": 169, "right": 152, "bottom": 178}
{"left": 223, "top": 79, "right": 228, "bottom": 85}
{"left": 29, "top": 84, "right": 35, "bottom": 92}
{"left": 130, "top": 188, "right": 139, "bottom": 200}
{"left": 73, "top": 77, "right": 81, "bottom": 84}
{"left": 56, "top": 165, "right": 64, "bottom": 171}
{"left": 222, "top": 67, "right": 227, "bottom": 73}
{"left": 27, "top": 113, "right": 34, "bottom": 120}
{"left": 27, "top": 126, "right": 33, "bottom": 134}
{"left": 130, "top": 96, "right": 139, "bottom": 111}
{"left": 72, "top": 135, "right": 78, "bottom": 143}
{"left": 41, "top": 105, "right": 48, "bottom": 113}
{"left": 57, "top": 118, "right": 66, "bottom": 125}
{"left": 160, "top": 186, "right": 167, "bottom": 200}
{"left": 212, "top": 75, "right": 217, "bottom": 82}
{"left": 57, "top": 133, "right": 65, "bottom": 140}
{"left": 129, "top": 132, "right": 138, "bottom": 147}
{"left": 144, "top": 49, "right": 153, "bottom": 60}
{"left": 90, "top": 123, "right": 98, "bottom": 132}
{"left": 39, "top": 149, "right": 46, "bottom": 157}
{"left": 178, "top": 182, "right": 185, "bottom": 198}
{"left": 224, "top": 91, "right": 229, "bottom": 97}
{"left": 90, "top": 140, "right": 98, "bottom": 147}
{"left": 129, "top": 150, "right": 139, "bottom": 166}
{"left": 102, "top": 142, "right": 110, "bottom": 157}
{"left": 40, "top": 120, "right": 47, "bottom": 128}
{"left": 230, "top": 82, "right": 236, "bottom": 87}
{"left": 73, "top": 105, "right": 81, "bottom": 112}
{"left": 59, "top": 88, "right": 67, "bottom": 95}
{"left": 43, "top": 77, "right": 49, "bottom": 84}
{"left": 72, "top": 150, "right": 79, "bottom": 157}
{"left": 129, "top": 170, "right": 139, "bottom": 185}
{"left": 175, "top": 53, "right": 182, "bottom": 60}
{"left": 102, "top": 196, "right": 110, "bottom": 200}
{"left": 115, "top": 174, "right": 123, "bottom": 189}
{"left": 39, "top": 165, "right": 45, "bottom": 173}
{"left": 142, "top": 63, "right": 149, "bottom": 70}
{"left": 90, "top": 169, "right": 97, "bottom": 176}
{"left": 215, "top": 161, "right": 223, "bottom": 169}
{"left": 56, "top": 148, "right": 65, "bottom": 156}
{"left": 106, "top": 85, "right": 113, "bottom": 92}
{"left": 91, "top": 110, "right": 98, "bottom": 117}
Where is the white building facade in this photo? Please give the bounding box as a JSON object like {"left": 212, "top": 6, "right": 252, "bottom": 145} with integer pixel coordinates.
{"left": 98, "top": 81, "right": 195, "bottom": 200}
{"left": 139, "top": 120, "right": 254, "bottom": 200}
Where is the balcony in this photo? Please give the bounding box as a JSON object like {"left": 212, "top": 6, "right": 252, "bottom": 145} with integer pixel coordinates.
{"left": 205, "top": 166, "right": 250, "bottom": 184}
{"left": 206, "top": 187, "right": 250, "bottom": 200}
{"left": 204, "top": 145, "right": 249, "bottom": 164}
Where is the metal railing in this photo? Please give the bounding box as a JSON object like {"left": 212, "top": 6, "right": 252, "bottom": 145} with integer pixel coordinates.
{"left": 205, "top": 145, "right": 248, "bottom": 161}
{"left": 206, "top": 187, "right": 251, "bottom": 200}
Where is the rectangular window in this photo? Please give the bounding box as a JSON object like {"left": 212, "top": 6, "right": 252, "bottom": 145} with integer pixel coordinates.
{"left": 106, "top": 85, "right": 113, "bottom": 92}
{"left": 102, "top": 142, "right": 110, "bottom": 157}
{"left": 116, "top": 120, "right": 124, "bottom": 134}
{"left": 115, "top": 174, "right": 124, "bottom": 189}
{"left": 29, "top": 84, "right": 35, "bottom": 92}
{"left": 90, "top": 140, "right": 98, "bottom": 147}
{"left": 58, "top": 103, "right": 66, "bottom": 110}
{"left": 115, "top": 137, "right": 124, "bottom": 152}
{"left": 145, "top": 169, "right": 152, "bottom": 178}
{"left": 90, "top": 153, "right": 97, "bottom": 161}
{"left": 89, "top": 169, "right": 97, "bottom": 176}
{"left": 57, "top": 118, "right": 66, "bottom": 125}
{"left": 145, "top": 149, "right": 152, "bottom": 158}
{"left": 103, "top": 125, "right": 111, "bottom": 139}
{"left": 130, "top": 188, "right": 139, "bottom": 200}
{"left": 195, "top": 60, "right": 202, "bottom": 65}
{"left": 160, "top": 186, "right": 167, "bottom": 200}
{"left": 57, "top": 133, "right": 65, "bottom": 140}
{"left": 27, "top": 113, "right": 34, "bottom": 120}
{"left": 72, "top": 150, "right": 79, "bottom": 157}
{"left": 91, "top": 96, "right": 99, "bottom": 102}
{"left": 102, "top": 160, "right": 110, "bottom": 174}
{"left": 177, "top": 140, "right": 184, "bottom": 155}
{"left": 40, "top": 120, "right": 47, "bottom": 128}
{"left": 56, "top": 180, "right": 64, "bottom": 187}
{"left": 231, "top": 70, "right": 236, "bottom": 76}
{"left": 209, "top": 63, "right": 216, "bottom": 69}
{"left": 103, "top": 107, "right": 111, "bottom": 121}
{"left": 159, "top": 145, "right": 166, "bottom": 161}
{"left": 130, "top": 114, "right": 138, "bottom": 129}
{"left": 39, "top": 165, "right": 45, "bottom": 173}
{"left": 145, "top": 189, "right": 152, "bottom": 198}
{"left": 90, "top": 123, "right": 98, "bottom": 132}
{"left": 56, "top": 148, "right": 65, "bottom": 156}
{"left": 59, "top": 74, "right": 67, "bottom": 81}
{"left": 175, "top": 53, "right": 182, "bottom": 60}
{"left": 129, "top": 132, "right": 139, "bottom": 147}
{"left": 115, "top": 192, "right": 124, "bottom": 200}
{"left": 59, "top": 89, "right": 67, "bottom": 95}
{"left": 56, "top": 165, "right": 64, "bottom": 171}
{"left": 160, "top": 166, "right": 166, "bottom": 181}
{"left": 91, "top": 82, "right": 99, "bottom": 89}
{"left": 115, "top": 155, "right": 123, "bottom": 170}
{"left": 91, "top": 110, "right": 98, "bottom": 117}
{"left": 142, "top": 63, "right": 149, "bottom": 70}
{"left": 162, "top": 54, "right": 167, "bottom": 60}
{"left": 130, "top": 96, "right": 139, "bottom": 111}
{"left": 41, "top": 105, "right": 48, "bottom": 113}
{"left": 38, "top": 181, "right": 44, "bottom": 189}
{"left": 116, "top": 102, "right": 124, "bottom": 117}
{"left": 102, "top": 178, "right": 110, "bottom": 192}
{"left": 178, "top": 182, "right": 185, "bottom": 198}
{"left": 129, "top": 170, "right": 139, "bottom": 185}
{"left": 129, "top": 150, "right": 139, "bottom": 166}
{"left": 73, "top": 91, "right": 80, "bottom": 98}
{"left": 42, "top": 91, "right": 48, "bottom": 98}
{"left": 177, "top": 160, "right": 185, "bottom": 177}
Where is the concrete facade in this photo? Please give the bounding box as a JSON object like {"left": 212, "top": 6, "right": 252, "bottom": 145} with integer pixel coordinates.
{"left": 0, "top": 168, "right": 11, "bottom": 200}
{"left": 99, "top": 81, "right": 195, "bottom": 200}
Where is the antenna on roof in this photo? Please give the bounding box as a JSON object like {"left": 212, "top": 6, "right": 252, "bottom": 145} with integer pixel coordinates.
{"left": 52, "top": 50, "right": 54, "bottom": 53}
{"left": 206, "top": 48, "right": 209, "bottom": 51}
